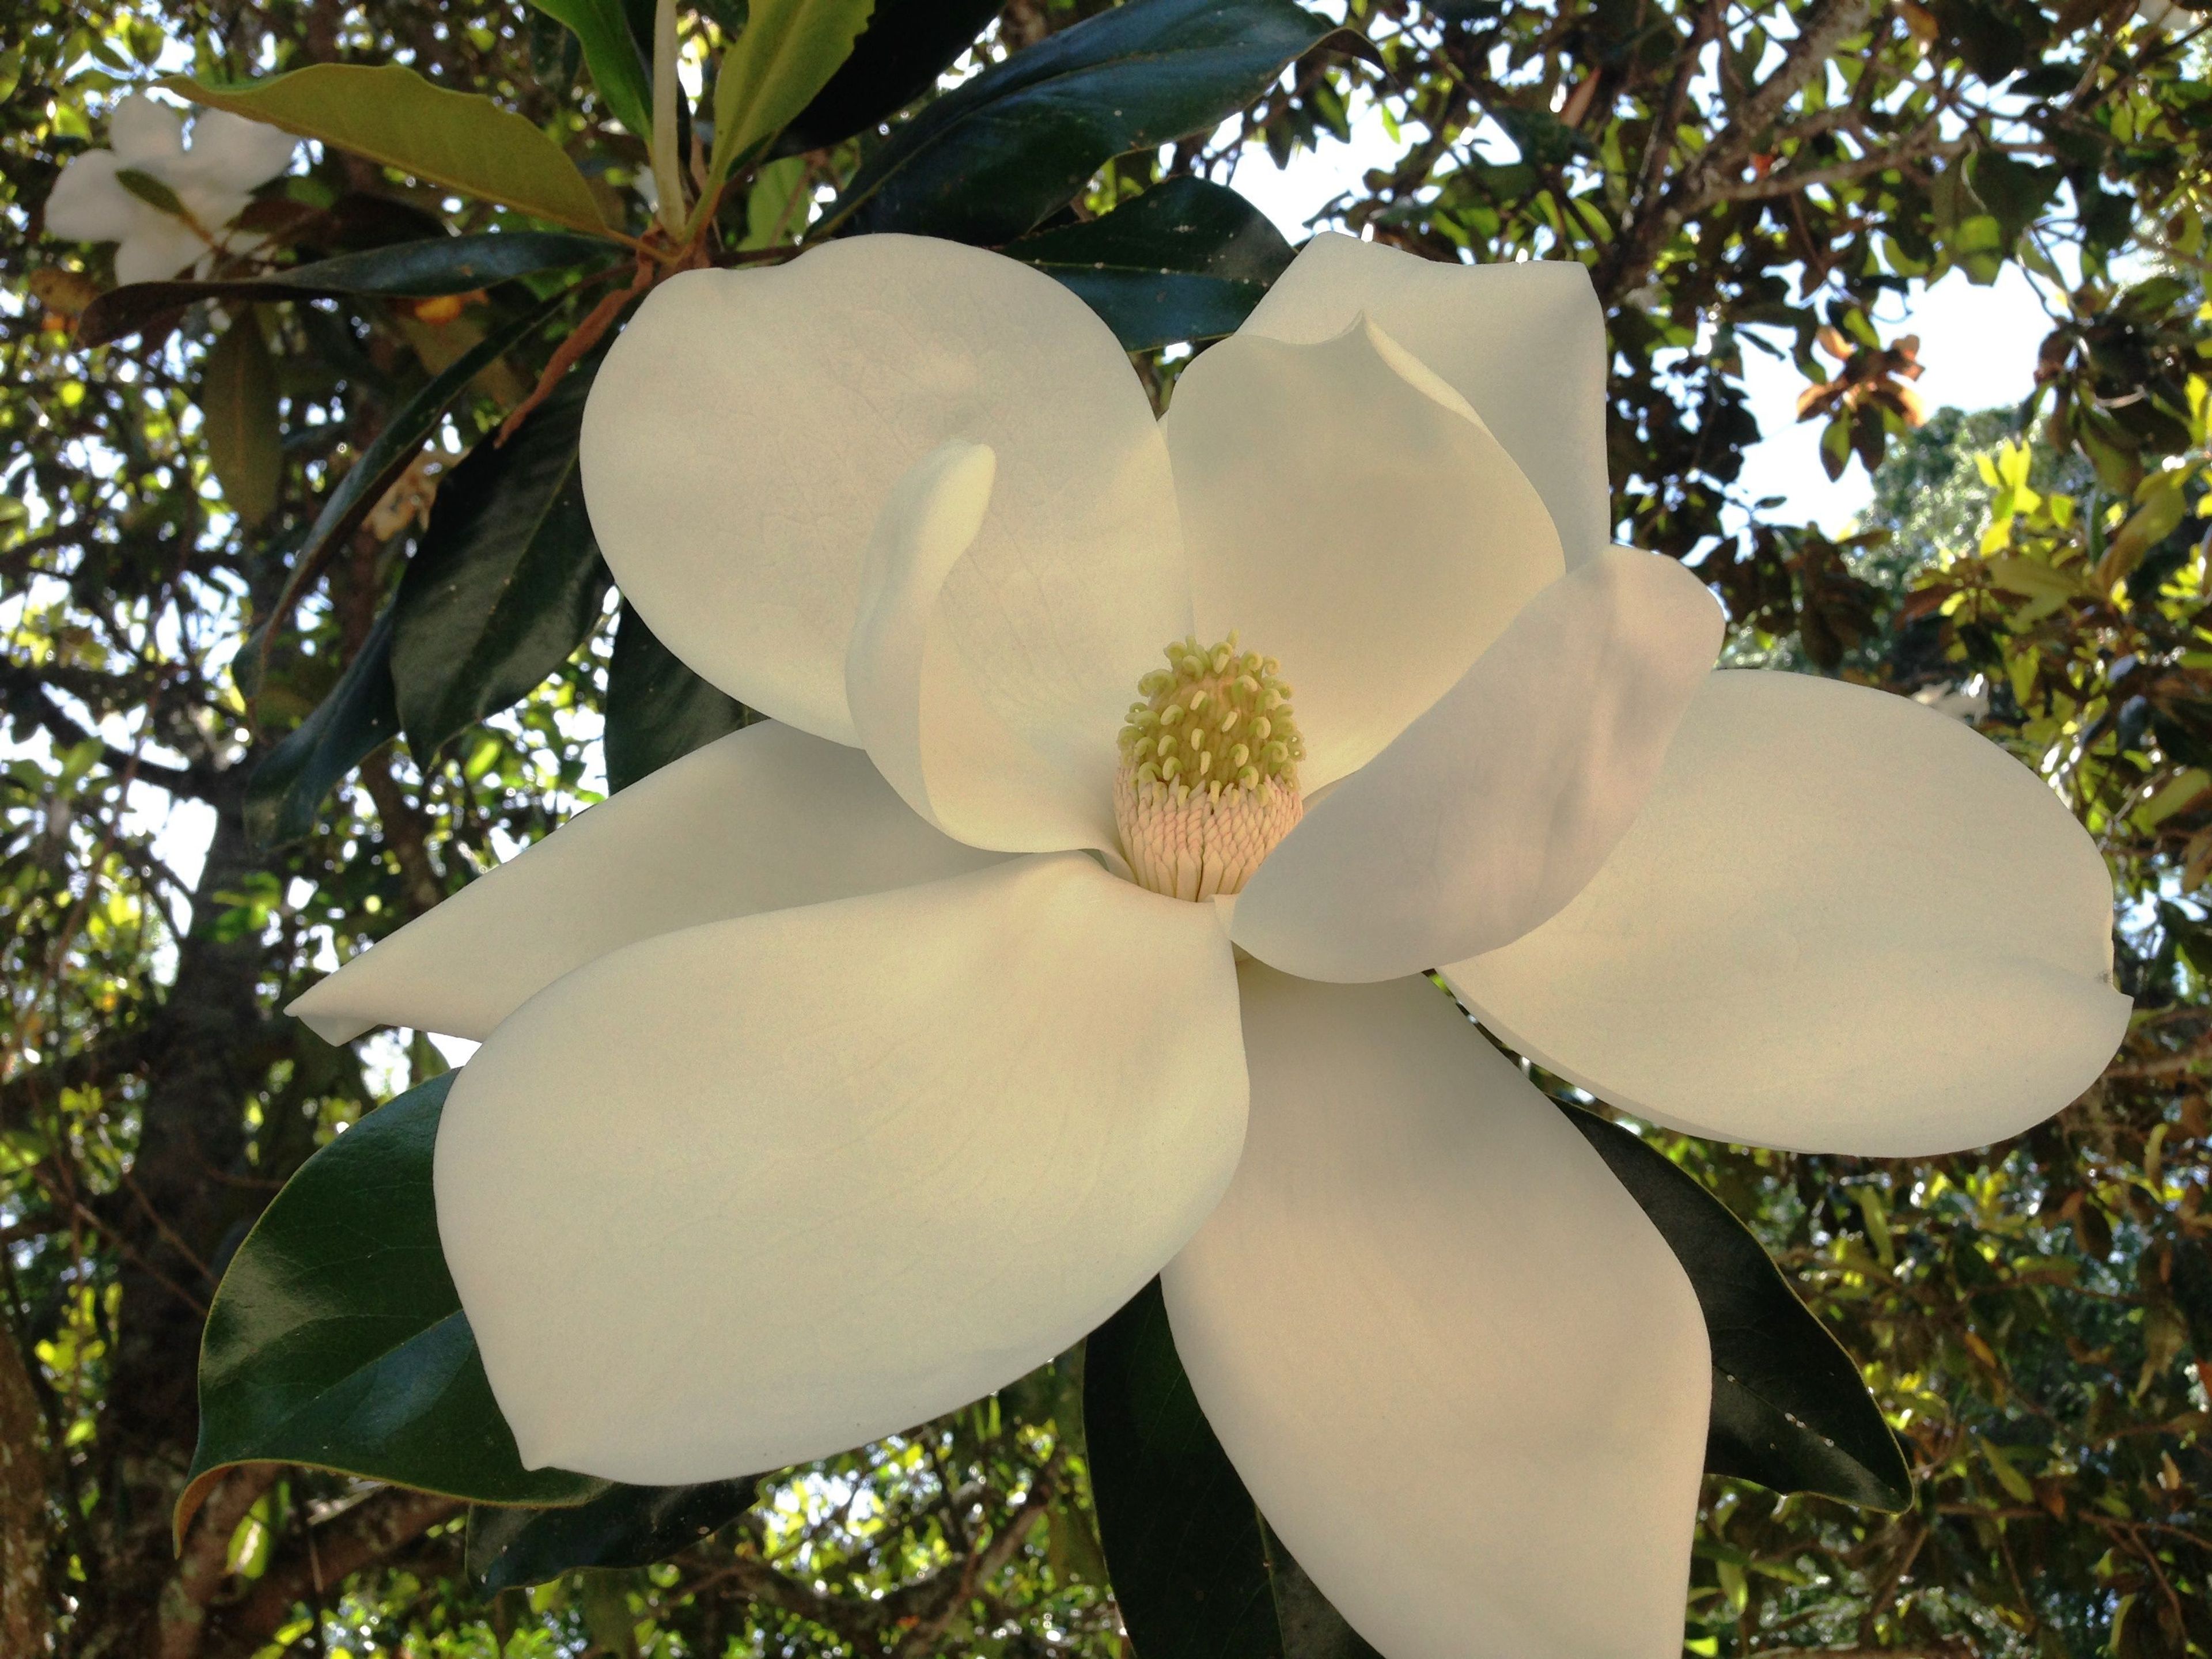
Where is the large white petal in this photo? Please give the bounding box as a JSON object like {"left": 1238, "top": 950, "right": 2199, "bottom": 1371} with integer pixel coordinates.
{"left": 581, "top": 235, "right": 1185, "bottom": 747}
{"left": 1446, "top": 669, "right": 2131, "bottom": 1156}
{"left": 847, "top": 441, "right": 1117, "bottom": 853}
{"left": 1239, "top": 234, "right": 1612, "bottom": 567}
{"left": 113, "top": 218, "right": 210, "bottom": 286}
{"left": 440, "top": 853, "right": 1248, "bottom": 1483}
{"left": 43, "top": 151, "right": 139, "bottom": 244}
{"left": 180, "top": 109, "right": 298, "bottom": 194}
{"left": 1232, "top": 547, "right": 1721, "bottom": 981}
{"left": 1164, "top": 968, "right": 1709, "bottom": 1659}
{"left": 289, "top": 721, "right": 1003, "bottom": 1045}
{"left": 107, "top": 95, "right": 187, "bottom": 166}
{"left": 1164, "top": 315, "right": 1562, "bottom": 787}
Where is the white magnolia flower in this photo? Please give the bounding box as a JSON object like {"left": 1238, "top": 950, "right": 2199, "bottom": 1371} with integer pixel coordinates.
{"left": 44, "top": 94, "right": 297, "bottom": 286}
{"left": 293, "top": 233, "right": 2130, "bottom": 1658}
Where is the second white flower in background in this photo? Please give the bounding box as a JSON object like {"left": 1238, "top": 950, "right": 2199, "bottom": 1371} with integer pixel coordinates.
{"left": 44, "top": 93, "right": 297, "bottom": 286}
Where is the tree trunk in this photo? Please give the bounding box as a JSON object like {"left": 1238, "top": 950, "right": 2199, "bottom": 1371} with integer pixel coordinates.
{"left": 77, "top": 780, "right": 276, "bottom": 1658}
{"left": 0, "top": 1327, "right": 50, "bottom": 1656}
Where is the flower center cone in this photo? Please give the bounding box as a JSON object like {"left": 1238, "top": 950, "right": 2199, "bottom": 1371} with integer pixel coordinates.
{"left": 1114, "top": 632, "right": 1305, "bottom": 901}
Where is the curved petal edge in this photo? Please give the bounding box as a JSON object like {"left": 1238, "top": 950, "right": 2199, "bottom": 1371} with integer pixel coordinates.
{"left": 1234, "top": 547, "right": 1722, "bottom": 982}
{"left": 580, "top": 235, "right": 1185, "bottom": 746}
{"left": 1238, "top": 235, "right": 1612, "bottom": 567}
{"left": 1164, "top": 968, "right": 1709, "bottom": 1659}
{"left": 438, "top": 853, "right": 1248, "bottom": 1483}
{"left": 847, "top": 441, "right": 1118, "bottom": 854}
{"left": 1167, "top": 313, "right": 1564, "bottom": 789}
{"left": 288, "top": 721, "right": 1004, "bottom": 1044}
{"left": 1446, "top": 669, "right": 2131, "bottom": 1156}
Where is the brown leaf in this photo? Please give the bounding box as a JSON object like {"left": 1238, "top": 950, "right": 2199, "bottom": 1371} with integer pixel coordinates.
{"left": 198, "top": 310, "right": 283, "bottom": 527}
{"left": 27, "top": 267, "right": 99, "bottom": 320}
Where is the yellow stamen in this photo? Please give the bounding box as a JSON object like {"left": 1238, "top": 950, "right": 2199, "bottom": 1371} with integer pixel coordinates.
{"left": 1113, "top": 631, "right": 1305, "bottom": 900}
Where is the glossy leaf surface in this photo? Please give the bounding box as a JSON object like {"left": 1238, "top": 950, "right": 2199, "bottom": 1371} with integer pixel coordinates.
{"left": 1006, "top": 177, "right": 1293, "bottom": 350}
{"left": 1084, "top": 1281, "right": 1379, "bottom": 1659}
{"left": 389, "top": 365, "right": 609, "bottom": 760}
{"left": 777, "top": 0, "right": 1001, "bottom": 153}
{"left": 468, "top": 1478, "right": 758, "bottom": 1589}
{"left": 161, "top": 66, "right": 616, "bottom": 236}
{"left": 603, "top": 601, "right": 751, "bottom": 791}
{"left": 79, "top": 232, "right": 616, "bottom": 345}
{"left": 278, "top": 298, "right": 563, "bottom": 652}
{"left": 181, "top": 1077, "right": 605, "bottom": 1543}
{"left": 244, "top": 605, "right": 399, "bottom": 849}
{"left": 827, "top": 0, "right": 1353, "bottom": 244}
{"left": 1559, "top": 1104, "right": 1915, "bottom": 1511}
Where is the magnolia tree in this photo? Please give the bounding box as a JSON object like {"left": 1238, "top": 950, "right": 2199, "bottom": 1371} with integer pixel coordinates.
{"left": 5, "top": 1, "right": 2212, "bottom": 1656}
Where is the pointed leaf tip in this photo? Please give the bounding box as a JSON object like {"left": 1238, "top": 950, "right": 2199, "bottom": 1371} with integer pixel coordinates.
{"left": 179, "top": 1075, "right": 605, "bottom": 1546}
{"left": 1084, "top": 1280, "right": 1381, "bottom": 1659}
{"left": 1558, "top": 1103, "right": 1915, "bottom": 1513}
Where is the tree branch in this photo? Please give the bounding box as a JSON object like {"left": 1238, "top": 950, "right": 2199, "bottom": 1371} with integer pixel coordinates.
{"left": 1627, "top": 0, "right": 1724, "bottom": 232}
{"left": 882, "top": 1458, "right": 1062, "bottom": 1658}
{"left": 204, "top": 1485, "right": 461, "bottom": 1657}
{"left": 1601, "top": 0, "right": 1877, "bottom": 298}
{"left": 706, "top": 1550, "right": 895, "bottom": 1653}
{"left": 361, "top": 753, "right": 448, "bottom": 919}
{"left": 0, "top": 662, "right": 213, "bottom": 801}
{"left": 0, "top": 1329, "right": 50, "bottom": 1659}
{"left": 160, "top": 1467, "right": 281, "bottom": 1659}
{"left": 1705, "top": 0, "right": 1879, "bottom": 175}
{"left": 1691, "top": 129, "right": 1971, "bottom": 207}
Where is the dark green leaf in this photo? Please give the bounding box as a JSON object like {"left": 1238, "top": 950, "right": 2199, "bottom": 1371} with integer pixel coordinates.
{"left": 604, "top": 601, "right": 752, "bottom": 792}
{"left": 270, "top": 294, "right": 563, "bottom": 680}
{"left": 1558, "top": 1105, "right": 1914, "bottom": 1512}
{"left": 2169, "top": 1237, "right": 2212, "bottom": 1359}
{"left": 199, "top": 310, "right": 282, "bottom": 525}
{"left": 468, "top": 1478, "right": 759, "bottom": 1589}
{"left": 1968, "top": 150, "right": 2064, "bottom": 247}
{"left": 1085, "top": 1281, "right": 1276, "bottom": 1659}
{"left": 1922, "top": 0, "right": 2038, "bottom": 81}
{"left": 827, "top": 0, "right": 1357, "bottom": 244}
{"left": 1006, "top": 177, "right": 1293, "bottom": 350}
{"left": 1084, "top": 1281, "right": 1379, "bottom": 1659}
{"left": 79, "top": 232, "right": 618, "bottom": 345}
{"left": 390, "top": 363, "right": 611, "bottom": 762}
{"left": 528, "top": 6, "right": 586, "bottom": 94}
{"left": 1488, "top": 105, "right": 1592, "bottom": 166}
{"left": 777, "top": 0, "right": 1002, "bottom": 152}
{"left": 244, "top": 604, "right": 399, "bottom": 849}
{"left": 181, "top": 1076, "right": 605, "bottom": 1544}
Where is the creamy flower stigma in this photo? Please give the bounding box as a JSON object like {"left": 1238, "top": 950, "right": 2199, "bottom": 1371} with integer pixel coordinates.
{"left": 1115, "top": 633, "right": 1305, "bottom": 900}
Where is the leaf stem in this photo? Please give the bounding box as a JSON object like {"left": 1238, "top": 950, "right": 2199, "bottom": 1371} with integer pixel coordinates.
{"left": 650, "top": 0, "right": 688, "bottom": 238}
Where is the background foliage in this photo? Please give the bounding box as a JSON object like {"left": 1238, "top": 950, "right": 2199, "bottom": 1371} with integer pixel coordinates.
{"left": 4, "top": 0, "right": 2212, "bottom": 1653}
